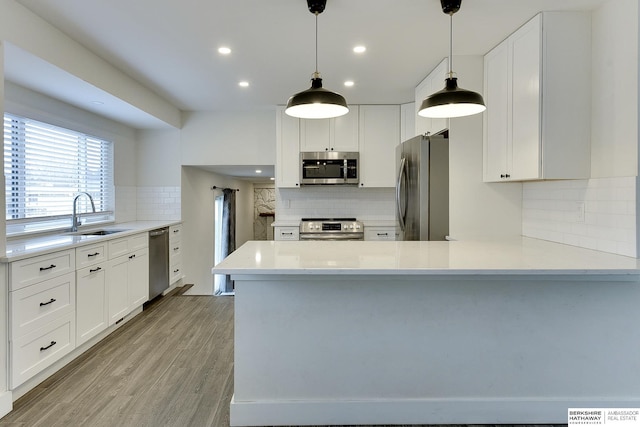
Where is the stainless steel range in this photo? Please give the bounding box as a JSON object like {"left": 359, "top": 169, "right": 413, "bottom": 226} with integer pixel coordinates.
{"left": 299, "top": 218, "right": 364, "bottom": 241}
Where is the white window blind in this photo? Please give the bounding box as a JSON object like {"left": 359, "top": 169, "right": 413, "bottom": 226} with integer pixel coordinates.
{"left": 3, "top": 113, "right": 114, "bottom": 232}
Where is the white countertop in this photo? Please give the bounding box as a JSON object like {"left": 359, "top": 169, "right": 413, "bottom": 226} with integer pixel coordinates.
{"left": 212, "top": 238, "right": 640, "bottom": 276}
{"left": 2, "top": 220, "right": 181, "bottom": 262}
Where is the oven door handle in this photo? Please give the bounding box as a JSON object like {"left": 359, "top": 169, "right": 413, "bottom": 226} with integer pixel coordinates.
{"left": 300, "top": 233, "right": 364, "bottom": 241}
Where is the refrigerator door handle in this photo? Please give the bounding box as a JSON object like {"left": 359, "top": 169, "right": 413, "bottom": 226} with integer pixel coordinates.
{"left": 396, "top": 156, "right": 407, "bottom": 232}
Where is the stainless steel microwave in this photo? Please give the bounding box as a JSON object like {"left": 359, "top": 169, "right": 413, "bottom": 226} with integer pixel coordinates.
{"left": 300, "top": 151, "right": 359, "bottom": 185}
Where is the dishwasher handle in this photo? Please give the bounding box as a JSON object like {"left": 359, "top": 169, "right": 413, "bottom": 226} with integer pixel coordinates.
{"left": 149, "top": 228, "right": 168, "bottom": 237}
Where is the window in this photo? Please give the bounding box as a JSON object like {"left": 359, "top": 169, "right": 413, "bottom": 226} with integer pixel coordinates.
{"left": 4, "top": 113, "right": 114, "bottom": 235}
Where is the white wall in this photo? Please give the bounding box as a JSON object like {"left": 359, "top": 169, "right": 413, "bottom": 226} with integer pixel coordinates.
{"left": 0, "top": 0, "right": 180, "bottom": 128}
{"left": 448, "top": 56, "right": 522, "bottom": 240}
{"left": 181, "top": 110, "right": 276, "bottom": 166}
{"left": 181, "top": 166, "right": 254, "bottom": 295}
{"left": 136, "top": 129, "right": 182, "bottom": 186}
{"left": 4, "top": 82, "right": 140, "bottom": 224}
{"left": 591, "top": 0, "right": 638, "bottom": 177}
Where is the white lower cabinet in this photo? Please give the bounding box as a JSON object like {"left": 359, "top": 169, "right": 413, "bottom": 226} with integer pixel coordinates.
{"left": 107, "top": 247, "right": 149, "bottom": 325}
{"left": 7, "top": 228, "right": 157, "bottom": 391}
{"left": 76, "top": 263, "right": 107, "bottom": 346}
{"left": 169, "top": 224, "right": 183, "bottom": 285}
{"left": 11, "top": 312, "right": 75, "bottom": 389}
{"left": 364, "top": 226, "right": 398, "bottom": 241}
{"left": 274, "top": 226, "right": 299, "bottom": 241}
{"left": 129, "top": 248, "right": 149, "bottom": 308}
{"left": 8, "top": 268, "right": 77, "bottom": 388}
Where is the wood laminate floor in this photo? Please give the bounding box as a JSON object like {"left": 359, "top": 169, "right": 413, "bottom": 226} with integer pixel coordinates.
{"left": 0, "top": 287, "right": 567, "bottom": 427}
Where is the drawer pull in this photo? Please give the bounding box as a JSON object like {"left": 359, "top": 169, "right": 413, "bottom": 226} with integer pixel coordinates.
{"left": 87, "top": 252, "right": 100, "bottom": 257}
{"left": 173, "top": 229, "right": 180, "bottom": 233}
{"left": 377, "top": 233, "right": 388, "bottom": 236}
{"left": 129, "top": 254, "right": 136, "bottom": 259}
{"left": 39, "top": 298, "right": 56, "bottom": 307}
{"left": 173, "top": 247, "right": 180, "bottom": 251}
{"left": 40, "top": 341, "right": 57, "bottom": 351}
{"left": 39, "top": 264, "right": 57, "bottom": 271}
{"left": 89, "top": 267, "right": 102, "bottom": 273}
{"left": 282, "top": 232, "right": 293, "bottom": 235}
{"left": 173, "top": 268, "right": 180, "bottom": 273}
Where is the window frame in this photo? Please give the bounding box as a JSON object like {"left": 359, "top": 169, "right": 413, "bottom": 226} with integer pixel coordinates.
{"left": 3, "top": 112, "right": 115, "bottom": 237}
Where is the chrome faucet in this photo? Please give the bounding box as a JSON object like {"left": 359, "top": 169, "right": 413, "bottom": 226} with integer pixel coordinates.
{"left": 71, "top": 192, "right": 96, "bottom": 232}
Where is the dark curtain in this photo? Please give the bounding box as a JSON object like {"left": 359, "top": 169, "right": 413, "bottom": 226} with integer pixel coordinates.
{"left": 220, "top": 188, "right": 236, "bottom": 293}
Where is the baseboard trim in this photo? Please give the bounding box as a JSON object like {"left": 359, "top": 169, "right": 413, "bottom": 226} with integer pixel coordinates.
{"left": 230, "top": 396, "right": 640, "bottom": 426}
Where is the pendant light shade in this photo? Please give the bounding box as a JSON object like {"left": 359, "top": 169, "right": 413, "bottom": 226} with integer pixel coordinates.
{"left": 418, "top": 0, "right": 486, "bottom": 119}
{"left": 286, "top": 76, "right": 349, "bottom": 119}
{"left": 418, "top": 77, "right": 486, "bottom": 118}
{"left": 285, "top": 0, "right": 348, "bottom": 119}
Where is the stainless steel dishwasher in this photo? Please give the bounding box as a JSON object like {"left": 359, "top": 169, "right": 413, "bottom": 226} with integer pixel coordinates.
{"left": 149, "top": 227, "right": 169, "bottom": 299}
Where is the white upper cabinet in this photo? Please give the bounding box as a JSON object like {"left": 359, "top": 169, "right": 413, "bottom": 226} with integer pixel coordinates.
{"left": 359, "top": 105, "right": 400, "bottom": 188}
{"left": 415, "top": 58, "right": 449, "bottom": 137}
{"left": 276, "top": 106, "right": 301, "bottom": 188}
{"left": 299, "top": 106, "right": 359, "bottom": 152}
{"left": 483, "top": 12, "right": 591, "bottom": 182}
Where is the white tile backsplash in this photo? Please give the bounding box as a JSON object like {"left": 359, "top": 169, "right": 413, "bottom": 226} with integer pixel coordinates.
{"left": 522, "top": 177, "right": 637, "bottom": 257}
{"left": 115, "top": 186, "right": 137, "bottom": 223}
{"left": 116, "top": 186, "right": 181, "bottom": 222}
{"left": 276, "top": 187, "right": 395, "bottom": 222}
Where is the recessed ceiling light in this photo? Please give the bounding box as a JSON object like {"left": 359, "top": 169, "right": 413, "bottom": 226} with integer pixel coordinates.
{"left": 218, "top": 47, "right": 232, "bottom": 55}
{"left": 353, "top": 46, "right": 366, "bottom": 54}
{"left": 255, "top": 169, "right": 262, "bottom": 174}
{"left": 239, "top": 81, "right": 250, "bottom": 87}
{"left": 344, "top": 81, "right": 355, "bottom": 87}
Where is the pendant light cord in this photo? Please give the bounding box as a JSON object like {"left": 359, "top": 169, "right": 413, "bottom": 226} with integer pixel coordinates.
{"left": 448, "top": 13, "right": 454, "bottom": 78}
{"left": 314, "top": 12, "right": 319, "bottom": 77}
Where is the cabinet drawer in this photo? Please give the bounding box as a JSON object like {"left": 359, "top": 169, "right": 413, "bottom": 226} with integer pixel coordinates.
{"left": 170, "top": 224, "right": 182, "bottom": 242}
{"left": 11, "top": 312, "right": 75, "bottom": 389}
{"left": 275, "top": 227, "right": 299, "bottom": 241}
{"left": 108, "top": 233, "right": 148, "bottom": 259}
{"left": 130, "top": 233, "right": 148, "bottom": 251}
{"left": 76, "top": 242, "right": 107, "bottom": 268}
{"left": 364, "top": 228, "right": 397, "bottom": 241}
{"left": 169, "top": 260, "right": 183, "bottom": 284}
{"left": 170, "top": 241, "right": 182, "bottom": 259}
{"left": 11, "top": 272, "right": 76, "bottom": 339}
{"left": 108, "top": 237, "right": 130, "bottom": 259}
{"left": 10, "top": 249, "right": 75, "bottom": 291}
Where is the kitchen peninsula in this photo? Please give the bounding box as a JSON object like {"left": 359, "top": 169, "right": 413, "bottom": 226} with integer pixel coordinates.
{"left": 213, "top": 239, "right": 640, "bottom": 426}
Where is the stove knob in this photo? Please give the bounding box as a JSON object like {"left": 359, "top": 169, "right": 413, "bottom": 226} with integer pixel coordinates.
{"left": 348, "top": 225, "right": 354, "bottom": 229}
{"left": 315, "top": 225, "right": 320, "bottom": 230}
{"left": 355, "top": 225, "right": 361, "bottom": 229}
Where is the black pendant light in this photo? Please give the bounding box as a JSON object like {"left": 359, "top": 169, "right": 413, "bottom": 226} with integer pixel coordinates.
{"left": 285, "top": 0, "right": 349, "bottom": 119}
{"left": 418, "top": 0, "right": 486, "bottom": 119}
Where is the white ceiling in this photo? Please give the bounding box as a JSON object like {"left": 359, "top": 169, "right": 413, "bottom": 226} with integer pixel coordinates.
{"left": 9, "top": 0, "right": 609, "bottom": 114}
{"left": 4, "top": 0, "right": 609, "bottom": 179}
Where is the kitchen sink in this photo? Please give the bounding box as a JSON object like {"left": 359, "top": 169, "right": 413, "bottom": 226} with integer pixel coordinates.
{"left": 72, "top": 228, "right": 130, "bottom": 236}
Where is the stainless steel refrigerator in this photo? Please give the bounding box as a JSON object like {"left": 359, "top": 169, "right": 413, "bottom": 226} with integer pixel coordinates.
{"left": 395, "top": 134, "right": 449, "bottom": 241}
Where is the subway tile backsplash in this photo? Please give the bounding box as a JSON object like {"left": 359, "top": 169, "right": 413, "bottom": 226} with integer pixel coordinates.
{"left": 276, "top": 187, "right": 395, "bottom": 222}
{"left": 137, "top": 186, "right": 182, "bottom": 221}
{"left": 522, "top": 177, "right": 637, "bottom": 257}
{"left": 115, "top": 186, "right": 181, "bottom": 222}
